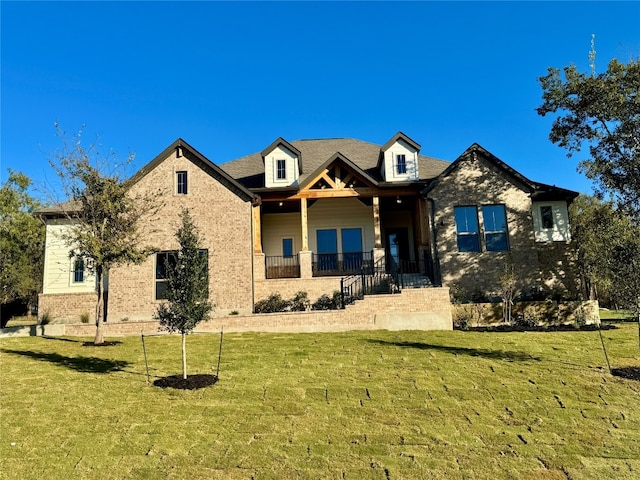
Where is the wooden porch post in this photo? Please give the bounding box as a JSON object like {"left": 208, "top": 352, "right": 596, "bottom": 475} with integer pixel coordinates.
{"left": 301, "top": 197, "right": 309, "bottom": 251}
{"left": 252, "top": 204, "right": 262, "bottom": 254}
{"left": 373, "top": 196, "right": 382, "bottom": 248}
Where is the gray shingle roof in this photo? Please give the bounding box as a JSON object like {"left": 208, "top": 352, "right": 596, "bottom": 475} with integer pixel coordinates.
{"left": 220, "top": 138, "right": 450, "bottom": 188}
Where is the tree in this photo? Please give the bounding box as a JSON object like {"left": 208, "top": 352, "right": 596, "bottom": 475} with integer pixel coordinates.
{"left": 155, "top": 208, "right": 213, "bottom": 380}
{"left": 537, "top": 58, "right": 640, "bottom": 218}
{"left": 0, "top": 171, "right": 45, "bottom": 325}
{"left": 570, "top": 194, "right": 640, "bottom": 312}
{"left": 50, "top": 128, "right": 160, "bottom": 344}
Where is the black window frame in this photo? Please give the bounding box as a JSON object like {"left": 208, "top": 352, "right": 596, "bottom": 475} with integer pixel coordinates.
{"left": 482, "top": 204, "right": 509, "bottom": 252}
{"left": 72, "top": 257, "right": 85, "bottom": 283}
{"left": 276, "top": 159, "right": 287, "bottom": 180}
{"left": 155, "top": 249, "right": 209, "bottom": 300}
{"left": 454, "top": 205, "right": 481, "bottom": 252}
{"left": 540, "top": 206, "right": 554, "bottom": 229}
{"left": 176, "top": 171, "right": 188, "bottom": 195}
{"left": 396, "top": 154, "right": 407, "bottom": 174}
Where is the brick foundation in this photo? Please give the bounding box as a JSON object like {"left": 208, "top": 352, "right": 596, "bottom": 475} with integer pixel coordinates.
{"left": 37, "top": 292, "right": 98, "bottom": 323}
{"left": 29, "top": 287, "right": 453, "bottom": 337}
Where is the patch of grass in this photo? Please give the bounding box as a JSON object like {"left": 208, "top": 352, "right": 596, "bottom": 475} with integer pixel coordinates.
{"left": 1, "top": 325, "right": 639, "bottom": 479}
{"left": 2, "top": 316, "right": 38, "bottom": 327}
{"left": 600, "top": 309, "right": 635, "bottom": 321}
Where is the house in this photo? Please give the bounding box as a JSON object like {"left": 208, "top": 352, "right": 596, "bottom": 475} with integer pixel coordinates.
{"left": 37, "top": 132, "right": 579, "bottom": 327}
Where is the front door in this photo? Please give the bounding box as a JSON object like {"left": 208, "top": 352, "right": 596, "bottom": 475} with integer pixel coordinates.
{"left": 386, "top": 228, "right": 409, "bottom": 271}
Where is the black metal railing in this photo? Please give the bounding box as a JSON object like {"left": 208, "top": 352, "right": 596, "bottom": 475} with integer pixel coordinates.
{"left": 390, "top": 258, "right": 432, "bottom": 289}
{"left": 312, "top": 251, "right": 373, "bottom": 277}
{"left": 265, "top": 254, "right": 300, "bottom": 279}
{"left": 340, "top": 256, "right": 399, "bottom": 308}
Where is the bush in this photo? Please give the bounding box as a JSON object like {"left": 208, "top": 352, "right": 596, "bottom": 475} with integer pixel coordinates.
{"left": 39, "top": 310, "right": 52, "bottom": 325}
{"left": 512, "top": 313, "right": 538, "bottom": 329}
{"left": 80, "top": 312, "right": 90, "bottom": 323}
{"left": 311, "top": 291, "right": 342, "bottom": 311}
{"left": 254, "top": 293, "right": 291, "bottom": 314}
{"left": 452, "top": 306, "right": 472, "bottom": 330}
{"left": 290, "top": 291, "right": 310, "bottom": 312}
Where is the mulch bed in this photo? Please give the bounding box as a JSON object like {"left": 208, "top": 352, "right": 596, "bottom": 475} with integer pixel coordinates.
{"left": 153, "top": 374, "right": 218, "bottom": 390}
{"left": 611, "top": 367, "right": 640, "bottom": 381}
{"left": 82, "top": 341, "right": 122, "bottom": 347}
{"left": 465, "top": 324, "right": 617, "bottom": 333}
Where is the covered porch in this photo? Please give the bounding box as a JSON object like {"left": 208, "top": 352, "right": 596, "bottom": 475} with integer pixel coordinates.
{"left": 251, "top": 155, "right": 436, "bottom": 284}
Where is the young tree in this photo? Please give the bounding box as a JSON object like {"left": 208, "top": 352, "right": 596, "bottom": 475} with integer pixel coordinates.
{"left": 0, "top": 171, "right": 45, "bottom": 324}
{"left": 537, "top": 58, "right": 640, "bottom": 218}
{"left": 499, "top": 260, "right": 517, "bottom": 324}
{"left": 155, "top": 209, "right": 213, "bottom": 380}
{"left": 50, "top": 127, "right": 160, "bottom": 344}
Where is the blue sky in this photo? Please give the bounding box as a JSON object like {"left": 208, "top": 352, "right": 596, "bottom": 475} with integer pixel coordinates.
{"left": 2, "top": 1, "right": 639, "bottom": 200}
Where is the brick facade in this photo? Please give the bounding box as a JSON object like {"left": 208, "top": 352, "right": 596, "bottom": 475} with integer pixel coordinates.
{"left": 37, "top": 292, "right": 97, "bottom": 323}
{"left": 427, "top": 151, "right": 577, "bottom": 299}
{"left": 101, "top": 148, "right": 255, "bottom": 321}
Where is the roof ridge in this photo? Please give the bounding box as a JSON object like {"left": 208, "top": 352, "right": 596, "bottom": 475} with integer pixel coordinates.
{"left": 292, "top": 137, "right": 364, "bottom": 142}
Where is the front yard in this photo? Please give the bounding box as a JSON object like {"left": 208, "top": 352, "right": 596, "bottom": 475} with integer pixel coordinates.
{"left": 1, "top": 324, "right": 639, "bottom": 479}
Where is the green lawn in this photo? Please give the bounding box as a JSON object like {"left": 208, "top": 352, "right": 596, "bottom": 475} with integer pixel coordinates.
{"left": 1, "top": 325, "right": 639, "bottom": 479}
{"left": 600, "top": 309, "right": 636, "bottom": 321}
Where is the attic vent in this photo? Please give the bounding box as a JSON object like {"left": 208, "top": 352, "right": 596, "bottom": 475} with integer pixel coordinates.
{"left": 176, "top": 146, "right": 183, "bottom": 158}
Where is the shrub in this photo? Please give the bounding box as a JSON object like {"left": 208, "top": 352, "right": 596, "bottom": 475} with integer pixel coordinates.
{"left": 254, "top": 293, "right": 291, "bottom": 314}
{"left": 290, "top": 291, "right": 310, "bottom": 312}
{"left": 229, "top": 310, "right": 239, "bottom": 316}
{"left": 80, "top": 312, "right": 90, "bottom": 323}
{"left": 311, "top": 291, "right": 342, "bottom": 311}
{"left": 452, "top": 306, "right": 472, "bottom": 330}
{"left": 512, "top": 313, "right": 538, "bottom": 329}
{"left": 39, "top": 310, "right": 52, "bottom": 325}
{"left": 311, "top": 294, "right": 334, "bottom": 310}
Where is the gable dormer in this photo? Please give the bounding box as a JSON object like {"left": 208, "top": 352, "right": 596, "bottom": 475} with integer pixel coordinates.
{"left": 261, "top": 137, "right": 302, "bottom": 188}
{"left": 378, "top": 132, "right": 421, "bottom": 182}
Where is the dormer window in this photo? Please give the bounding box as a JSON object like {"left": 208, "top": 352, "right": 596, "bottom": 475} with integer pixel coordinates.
{"left": 396, "top": 154, "right": 407, "bottom": 174}
{"left": 379, "top": 132, "right": 421, "bottom": 182}
{"left": 276, "top": 159, "right": 287, "bottom": 180}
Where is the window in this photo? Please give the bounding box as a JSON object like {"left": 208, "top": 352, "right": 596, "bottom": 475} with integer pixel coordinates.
{"left": 155, "top": 250, "right": 208, "bottom": 300}
{"left": 276, "top": 159, "right": 287, "bottom": 180}
{"left": 540, "top": 206, "right": 554, "bottom": 229}
{"left": 155, "top": 251, "right": 176, "bottom": 300}
{"left": 396, "top": 154, "right": 407, "bottom": 174}
{"left": 72, "top": 257, "right": 85, "bottom": 283}
{"left": 482, "top": 205, "right": 509, "bottom": 251}
{"left": 176, "top": 171, "right": 188, "bottom": 194}
{"left": 282, "top": 238, "right": 293, "bottom": 258}
{"left": 454, "top": 206, "right": 480, "bottom": 252}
